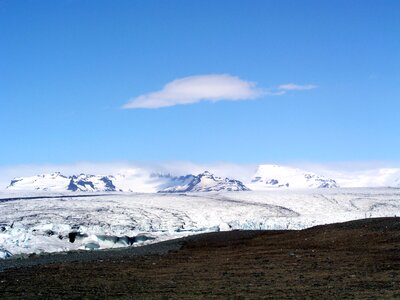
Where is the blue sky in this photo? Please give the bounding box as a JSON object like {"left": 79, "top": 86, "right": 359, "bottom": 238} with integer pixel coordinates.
{"left": 1, "top": 0, "right": 399, "bottom": 166}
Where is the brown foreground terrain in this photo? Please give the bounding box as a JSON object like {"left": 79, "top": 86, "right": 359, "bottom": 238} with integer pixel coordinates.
{"left": 1, "top": 217, "right": 400, "bottom": 299}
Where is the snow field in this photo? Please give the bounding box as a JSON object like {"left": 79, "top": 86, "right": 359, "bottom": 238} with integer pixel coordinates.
{"left": 0, "top": 188, "right": 399, "bottom": 258}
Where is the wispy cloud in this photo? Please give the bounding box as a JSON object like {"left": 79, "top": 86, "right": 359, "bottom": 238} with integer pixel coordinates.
{"left": 122, "top": 74, "right": 317, "bottom": 109}
{"left": 122, "top": 74, "right": 263, "bottom": 109}
{"left": 278, "top": 83, "right": 318, "bottom": 91}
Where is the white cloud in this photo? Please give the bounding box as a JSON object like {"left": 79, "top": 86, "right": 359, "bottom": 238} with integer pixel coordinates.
{"left": 278, "top": 83, "right": 317, "bottom": 91}
{"left": 123, "top": 74, "right": 264, "bottom": 109}
{"left": 122, "top": 74, "right": 318, "bottom": 109}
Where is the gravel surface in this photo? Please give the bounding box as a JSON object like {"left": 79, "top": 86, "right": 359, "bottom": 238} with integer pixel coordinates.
{"left": 1, "top": 218, "right": 399, "bottom": 299}
{"left": 0, "top": 237, "right": 183, "bottom": 272}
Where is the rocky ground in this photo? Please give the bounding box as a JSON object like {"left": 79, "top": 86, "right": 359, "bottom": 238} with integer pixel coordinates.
{"left": 1, "top": 217, "right": 400, "bottom": 299}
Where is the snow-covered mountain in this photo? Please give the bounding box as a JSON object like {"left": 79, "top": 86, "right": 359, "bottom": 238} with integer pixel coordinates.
{"left": 7, "top": 173, "right": 117, "bottom": 192}
{"left": 10, "top": 165, "right": 400, "bottom": 192}
{"left": 68, "top": 174, "right": 116, "bottom": 192}
{"left": 158, "top": 171, "right": 250, "bottom": 193}
{"left": 7, "top": 173, "right": 70, "bottom": 192}
{"left": 6, "top": 171, "right": 249, "bottom": 193}
{"left": 248, "top": 165, "right": 338, "bottom": 189}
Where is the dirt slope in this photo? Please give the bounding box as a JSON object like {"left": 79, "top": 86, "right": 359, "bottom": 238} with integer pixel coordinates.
{"left": 1, "top": 217, "right": 400, "bottom": 299}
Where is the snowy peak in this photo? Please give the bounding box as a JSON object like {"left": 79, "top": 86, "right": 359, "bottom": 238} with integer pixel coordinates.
{"left": 159, "top": 171, "right": 250, "bottom": 193}
{"left": 249, "top": 165, "right": 338, "bottom": 189}
{"left": 7, "top": 173, "right": 71, "bottom": 192}
{"left": 68, "top": 174, "right": 116, "bottom": 192}
{"left": 7, "top": 173, "right": 117, "bottom": 192}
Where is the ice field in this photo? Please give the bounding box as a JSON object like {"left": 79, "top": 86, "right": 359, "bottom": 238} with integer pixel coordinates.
{"left": 1, "top": 188, "right": 400, "bottom": 258}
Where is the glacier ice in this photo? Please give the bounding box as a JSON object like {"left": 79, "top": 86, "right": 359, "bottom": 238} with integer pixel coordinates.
{"left": 0, "top": 188, "right": 399, "bottom": 258}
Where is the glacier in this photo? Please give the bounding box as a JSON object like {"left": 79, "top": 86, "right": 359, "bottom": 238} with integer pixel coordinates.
{"left": 0, "top": 188, "right": 399, "bottom": 258}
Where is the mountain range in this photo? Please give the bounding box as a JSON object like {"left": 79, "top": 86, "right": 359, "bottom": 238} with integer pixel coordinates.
{"left": 7, "top": 173, "right": 117, "bottom": 192}
{"left": 5, "top": 164, "right": 347, "bottom": 192}
{"left": 6, "top": 171, "right": 250, "bottom": 193}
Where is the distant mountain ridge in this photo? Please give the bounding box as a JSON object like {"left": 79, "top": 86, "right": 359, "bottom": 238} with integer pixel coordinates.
{"left": 249, "top": 165, "right": 339, "bottom": 189}
{"left": 6, "top": 171, "right": 250, "bottom": 193}
{"left": 7, "top": 173, "right": 118, "bottom": 192}
{"left": 68, "top": 174, "right": 116, "bottom": 192}
{"left": 158, "top": 171, "right": 250, "bottom": 193}
{"left": 5, "top": 165, "right": 400, "bottom": 192}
